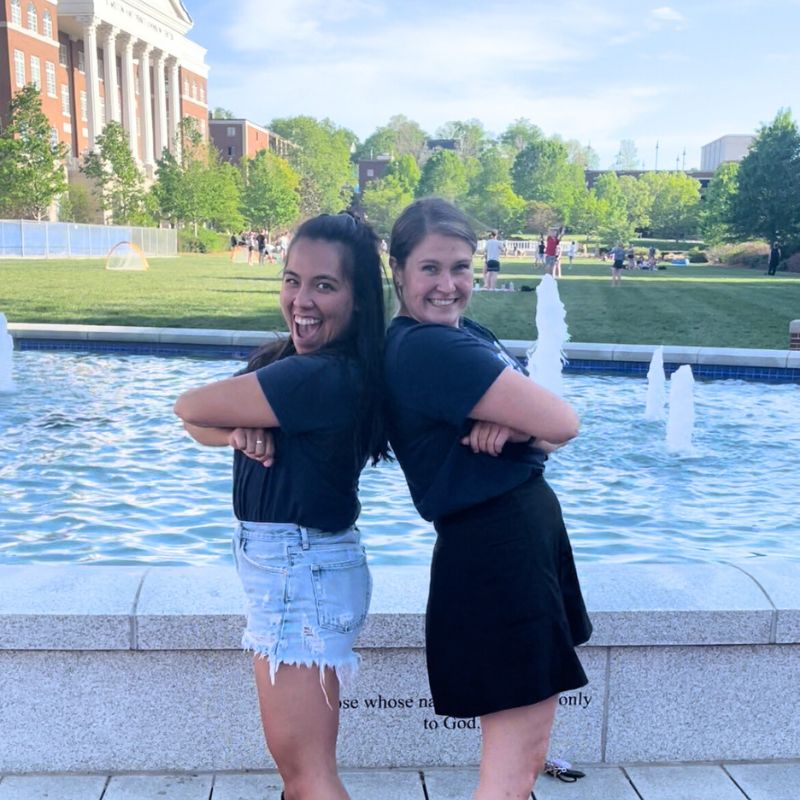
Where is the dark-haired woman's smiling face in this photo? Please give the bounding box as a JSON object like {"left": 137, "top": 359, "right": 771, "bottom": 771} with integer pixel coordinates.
{"left": 281, "top": 239, "right": 354, "bottom": 354}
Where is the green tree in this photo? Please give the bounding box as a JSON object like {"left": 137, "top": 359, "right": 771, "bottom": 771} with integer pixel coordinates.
{"left": 564, "top": 139, "right": 599, "bottom": 169}
{"left": 471, "top": 182, "right": 526, "bottom": 233}
{"left": 212, "top": 108, "right": 234, "bottom": 119}
{"left": 0, "top": 84, "right": 68, "bottom": 220}
{"left": 269, "top": 116, "right": 354, "bottom": 216}
{"left": 640, "top": 171, "right": 701, "bottom": 239}
{"left": 435, "top": 119, "right": 488, "bottom": 159}
{"left": 730, "top": 109, "right": 800, "bottom": 245}
{"left": 700, "top": 161, "right": 739, "bottom": 244}
{"left": 241, "top": 149, "right": 300, "bottom": 231}
{"left": 356, "top": 115, "right": 427, "bottom": 161}
{"left": 362, "top": 174, "right": 413, "bottom": 237}
{"left": 511, "top": 138, "right": 569, "bottom": 203}
{"left": 58, "top": 183, "right": 94, "bottom": 223}
{"left": 384, "top": 153, "right": 421, "bottom": 194}
{"left": 613, "top": 139, "right": 641, "bottom": 170}
{"left": 499, "top": 118, "right": 544, "bottom": 157}
{"left": 82, "top": 120, "right": 149, "bottom": 224}
{"left": 618, "top": 174, "right": 653, "bottom": 231}
{"left": 153, "top": 118, "right": 243, "bottom": 233}
{"left": 416, "top": 149, "right": 468, "bottom": 202}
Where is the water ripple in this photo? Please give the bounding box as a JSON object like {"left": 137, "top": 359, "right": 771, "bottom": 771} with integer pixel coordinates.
{"left": 1, "top": 353, "right": 799, "bottom": 566}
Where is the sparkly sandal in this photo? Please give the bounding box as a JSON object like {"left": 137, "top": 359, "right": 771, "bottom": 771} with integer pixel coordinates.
{"left": 543, "top": 757, "right": 586, "bottom": 783}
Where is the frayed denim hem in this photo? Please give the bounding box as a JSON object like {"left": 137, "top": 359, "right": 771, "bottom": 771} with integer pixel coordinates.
{"left": 242, "top": 634, "right": 361, "bottom": 708}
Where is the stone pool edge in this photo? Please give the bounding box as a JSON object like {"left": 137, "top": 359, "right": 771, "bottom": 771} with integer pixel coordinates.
{"left": 0, "top": 560, "right": 798, "bottom": 772}
{"left": 8, "top": 322, "right": 800, "bottom": 372}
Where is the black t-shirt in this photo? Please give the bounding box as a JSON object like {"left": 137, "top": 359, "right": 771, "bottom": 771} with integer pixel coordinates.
{"left": 384, "top": 316, "right": 546, "bottom": 522}
{"left": 232, "top": 353, "right": 364, "bottom": 530}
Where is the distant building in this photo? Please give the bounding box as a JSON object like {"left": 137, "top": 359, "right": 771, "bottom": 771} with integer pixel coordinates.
{"left": 0, "top": 0, "right": 209, "bottom": 173}
{"left": 209, "top": 118, "right": 296, "bottom": 164}
{"left": 357, "top": 155, "right": 391, "bottom": 192}
{"left": 584, "top": 169, "right": 715, "bottom": 191}
{"left": 425, "top": 138, "right": 459, "bottom": 152}
{"left": 700, "top": 135, "right": 754, "bottom": 172}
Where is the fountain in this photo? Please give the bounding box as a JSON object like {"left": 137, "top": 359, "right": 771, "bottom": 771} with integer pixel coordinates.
{"left": 527, "top": 275, "right": 569, "bottom": 397}
{"left": 666, "top": 364, "right": 695, "bottom": 454}
{"left": 0, "top": 313, "right": 16, "bottom": 394}
{"left": 645, "top": 346, "right": 666, "bottom": 421}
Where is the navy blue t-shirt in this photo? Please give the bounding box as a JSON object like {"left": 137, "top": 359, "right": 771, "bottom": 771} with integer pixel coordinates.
{"left": 232, "top": 353, "right": 364, "bottom": 530}
{"left": 384, "top": 316, "right": 546, "bottom": 522}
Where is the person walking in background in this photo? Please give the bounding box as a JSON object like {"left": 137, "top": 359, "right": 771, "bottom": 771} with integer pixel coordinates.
{"left": 544, "top": 227, "right": 561, "bottom": 275}
{"left": 174, "top": 213, "right": 389, "bottom": 800}
{"left": 611, "top": 242, "right": 626, "bottom": 286}
{"left": 767, "top": 242, "right": 781, "bottom": 275}
{"left": 567, "top": 240, "right": 577, "bottom": 266}
{"left": 484, "top": 230, "right": 502, "bottom": 291}
{"left": 385, "top": 198, "right": 592, "bottom": 800}
{"left": 537, "top": 235, "right": 546, "bottom": 267}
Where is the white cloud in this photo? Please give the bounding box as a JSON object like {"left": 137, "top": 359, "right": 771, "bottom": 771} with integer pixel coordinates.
{"left": 650, "top": 6, "right": 687, "bottom": 25}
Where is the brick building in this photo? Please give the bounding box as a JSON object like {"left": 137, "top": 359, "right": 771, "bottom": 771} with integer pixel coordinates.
{"left": 209, "top": 118, "right": 296, "bottom": 164}
{"left": 0, "top": 0, "right": 209, "bottom": 174}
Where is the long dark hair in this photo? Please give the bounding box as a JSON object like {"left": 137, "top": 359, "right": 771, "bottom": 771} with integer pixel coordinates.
{"left": 389, "top": 198, "right": 478, "bottom": 286}
{"left": 245, "top": 213, "right": 389, "bottom": 464}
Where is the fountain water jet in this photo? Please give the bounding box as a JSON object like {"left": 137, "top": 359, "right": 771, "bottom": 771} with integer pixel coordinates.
{"left": 527, "top": 274, "right": 569, "bottom": 397}
{"left": 0, "top": 313, "right": 16, "bottom": 394}
{"left": 645, "top": 346, "right": 666, "bottom": 421}
{"left": 666, "top": 364, "right": 695, "bottom": 454}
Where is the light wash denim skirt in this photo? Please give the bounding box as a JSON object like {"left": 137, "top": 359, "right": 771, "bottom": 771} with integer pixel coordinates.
{"left": 232, "top": 521, "right": 372, "bottom": 691}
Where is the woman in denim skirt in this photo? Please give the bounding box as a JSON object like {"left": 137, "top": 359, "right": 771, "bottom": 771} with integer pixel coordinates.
{"left": 175, "top": 214, "right": 388, "bottom": 800}
{"left": 384, "top": 199, "right": 592, "bottom": 800}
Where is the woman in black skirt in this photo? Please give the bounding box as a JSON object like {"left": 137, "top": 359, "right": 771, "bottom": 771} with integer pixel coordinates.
{"left": 384, "top": 198, "right": 592, "bottom": 799}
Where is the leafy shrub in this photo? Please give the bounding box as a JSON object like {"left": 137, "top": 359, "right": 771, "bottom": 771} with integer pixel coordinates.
{"left": 785, "top": 253, "right": 800, "bottom": 273}
{"left": 688, "top": 247, "right": 708, "bottom": 263}
{"left": 707, "top": 242, "right": 769, "bottom": 268}
{"left": 178, "top": 228, "right": 230, "bottom": 253}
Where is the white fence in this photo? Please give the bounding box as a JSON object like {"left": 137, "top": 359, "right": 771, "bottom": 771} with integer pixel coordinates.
{"left": 476, "top": 239, "right": 539, "bottom": 255}
{"left": 0, "top": 220, "right": 177, "bottom": 259}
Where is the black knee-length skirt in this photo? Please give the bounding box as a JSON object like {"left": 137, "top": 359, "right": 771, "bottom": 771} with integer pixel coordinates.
{"left": 427, "top": 474, "right": 592, "bottom": 718}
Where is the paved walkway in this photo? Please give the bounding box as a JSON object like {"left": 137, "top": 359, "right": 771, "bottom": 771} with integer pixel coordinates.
{"left": 1, "top": 763, "right": 799, "bottom": 800}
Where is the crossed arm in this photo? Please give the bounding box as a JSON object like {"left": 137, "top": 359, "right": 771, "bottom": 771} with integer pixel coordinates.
{"left": 174, "top": 372, "right": 281, "bottom": 467}
{"left": 461, "top": 367, "right": 580, "bottom": 457}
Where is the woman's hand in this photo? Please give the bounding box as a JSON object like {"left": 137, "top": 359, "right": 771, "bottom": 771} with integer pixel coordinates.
{"left": 228, "top": 428, "right": 275, "bottom": 468}
{"left": 460, "top": 421, "right": 529, "bottom": 457}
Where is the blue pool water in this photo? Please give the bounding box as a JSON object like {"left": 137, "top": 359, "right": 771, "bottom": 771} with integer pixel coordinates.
{"left": 0, "top": 351, "right": 798, "bottom": 566}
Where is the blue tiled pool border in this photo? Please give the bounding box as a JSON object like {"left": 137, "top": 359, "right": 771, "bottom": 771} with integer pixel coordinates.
{"left": 13, "top": 334, "right": 800, "bottom": 383}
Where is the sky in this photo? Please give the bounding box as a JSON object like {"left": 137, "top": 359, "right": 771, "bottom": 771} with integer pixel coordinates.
{"left": 186, "top": 0, "right": 800, "bottom": 170}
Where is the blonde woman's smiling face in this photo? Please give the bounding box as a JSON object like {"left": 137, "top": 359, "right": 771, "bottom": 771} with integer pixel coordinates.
{"left": 393, "top": 233, "right": 474, "bottom": 327}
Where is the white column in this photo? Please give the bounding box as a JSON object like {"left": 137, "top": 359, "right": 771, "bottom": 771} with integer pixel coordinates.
{"left": 166, "top": 56, "right": 181, "bottom": 159}
{"left": 118, "top": 33, "right": 138, "bottom": 160}
{"left": 79, "top": 17, "right": 101, "bottom": 149}
{"left": 152, "top": 50, "right": 168, "bottom": 160}
{"left": 135, "top": 42, "right": 154, "bottom": 166}
{"left": 100, "top": 24, "right": 119, "bottom": 123}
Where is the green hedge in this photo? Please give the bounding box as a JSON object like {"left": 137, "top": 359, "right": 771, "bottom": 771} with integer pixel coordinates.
{"left": 178, "top": 229, "right": 231, "bottom": 254}
{"left": 707, "top": 242, "right": 769, "bottom": 269}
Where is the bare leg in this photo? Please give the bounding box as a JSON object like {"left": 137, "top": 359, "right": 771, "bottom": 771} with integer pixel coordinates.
{"left": 254, "top": 659, "right": 350, "bottom": 800}
{"left": 474, "top": 695, "right": 558, "bottom": 800}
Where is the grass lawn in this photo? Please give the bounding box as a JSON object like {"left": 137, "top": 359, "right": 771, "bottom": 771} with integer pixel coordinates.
{"left": 1, "top": 254, "right": 798, "bottom": 348}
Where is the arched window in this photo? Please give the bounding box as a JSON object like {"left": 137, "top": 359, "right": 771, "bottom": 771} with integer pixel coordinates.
{"left": 27, "top": 2, "right": 37, "bottom": 33}
{"left": 42, "top": 9, "right": 53, "bottom": 38}
{"left": 10, "top": 0, "right": 21, "bottom": 26}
